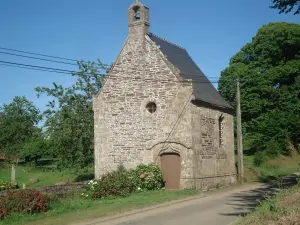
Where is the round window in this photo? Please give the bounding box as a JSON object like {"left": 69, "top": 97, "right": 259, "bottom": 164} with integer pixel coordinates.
{"left": 146, "top": 102, "right": 157, "bottom": 114}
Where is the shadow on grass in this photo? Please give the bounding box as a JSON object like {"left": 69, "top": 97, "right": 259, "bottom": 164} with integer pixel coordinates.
{"left": 74, "top": 173, "right": 94, "bottom": 182}
{"left": 36, "top": 159, "right": 57, "bottom": 166}
{"left": 219, "top": 174, "right": 300, "bottom": 217}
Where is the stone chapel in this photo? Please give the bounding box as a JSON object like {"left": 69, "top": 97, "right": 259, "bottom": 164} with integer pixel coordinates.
{"left": 93, "top": 1, "right": 236, "bottom": 190}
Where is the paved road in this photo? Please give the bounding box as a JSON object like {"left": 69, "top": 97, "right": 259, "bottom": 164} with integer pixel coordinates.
{"left": 77, "top": 183, "right": 280, "bottom": 225}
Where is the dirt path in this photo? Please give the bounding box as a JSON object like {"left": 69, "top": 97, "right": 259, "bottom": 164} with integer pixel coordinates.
{"left": 76, "top": 183, "right": 278, "bottom": 225}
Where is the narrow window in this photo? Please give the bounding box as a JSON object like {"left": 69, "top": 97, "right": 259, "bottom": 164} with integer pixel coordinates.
{"left": 219, "top": 115, "right": 224, "bottom": 147}
{"left": 134, "top": 7, "right": 141, "bottom": 21}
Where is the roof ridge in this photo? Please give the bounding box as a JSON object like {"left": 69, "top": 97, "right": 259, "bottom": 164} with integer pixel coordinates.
{"left": 149, "top": 33, "right": 186, "bottom": 50}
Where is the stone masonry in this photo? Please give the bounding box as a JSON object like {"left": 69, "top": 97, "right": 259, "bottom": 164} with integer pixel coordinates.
{"left": 93, "top": 1, "right": 236, "bottom": 190}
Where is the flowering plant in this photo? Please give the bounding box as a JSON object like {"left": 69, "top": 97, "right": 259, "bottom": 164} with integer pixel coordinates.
{"left": 0, "top": 190, "right": 48, "bottom": 220}
{"left": 0, "top": 181, "right": 17, "bottom": 192}
{"left": 83, "top": 171, "right": 135, "bottom": 199}
{"left": 82, "top": 164, "right": 164, "bottom": 200}
{"left": 129, "top": 164, "right": 164, "bottom": 191}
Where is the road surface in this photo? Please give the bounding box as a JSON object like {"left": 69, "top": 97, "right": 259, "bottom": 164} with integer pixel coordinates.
{"left": 77, "top": 183, "right": 279, "bottom": 225}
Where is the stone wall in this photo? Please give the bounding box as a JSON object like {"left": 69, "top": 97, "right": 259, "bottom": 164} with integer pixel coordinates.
{"left": 190, "top": 101, "right": 237, "bottom": 190}
{"left": 93, "top": 1, "right": 236, "bottom": 190}
{"left": 93, "top": 34, "right": 192, "bottom": 178}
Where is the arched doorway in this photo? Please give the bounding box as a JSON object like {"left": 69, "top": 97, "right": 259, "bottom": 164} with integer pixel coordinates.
{"left": 161, "top": 153, "right": 181, "bottom": 190}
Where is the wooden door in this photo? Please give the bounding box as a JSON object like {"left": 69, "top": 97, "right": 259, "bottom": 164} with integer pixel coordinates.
{"left": 161, "top": 153, "right": 181, "bottom": 189}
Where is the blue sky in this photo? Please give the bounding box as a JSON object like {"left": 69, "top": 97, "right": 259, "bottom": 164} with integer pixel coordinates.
{"left": 0, "top": 0, "right": 298, "bottom": 111}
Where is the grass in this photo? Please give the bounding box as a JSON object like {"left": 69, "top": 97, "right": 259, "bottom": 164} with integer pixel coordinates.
{"left": 242, "top": 151, "right": 300, "bottom": 183}
{"left": 0, "top": 189, "right": 200, "bottom": 225}
{"left": 0, "top": 163, "right": 94, "bottom": 188}
{"left": 236, "top": 183, "right": 300, "bottom": 225}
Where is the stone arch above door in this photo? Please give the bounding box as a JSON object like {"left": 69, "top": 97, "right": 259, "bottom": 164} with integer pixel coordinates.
{"left": 149, "top": 142, "right": 190, "bottom": 164}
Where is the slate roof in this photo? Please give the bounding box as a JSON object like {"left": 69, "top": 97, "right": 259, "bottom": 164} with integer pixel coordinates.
{"left": 148, "top": 33, "right": 232, "bottom": 109}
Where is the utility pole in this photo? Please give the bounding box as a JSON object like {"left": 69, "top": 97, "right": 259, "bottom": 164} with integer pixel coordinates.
{"left": 237, "top": 79, "right": 244, "bottom": 184}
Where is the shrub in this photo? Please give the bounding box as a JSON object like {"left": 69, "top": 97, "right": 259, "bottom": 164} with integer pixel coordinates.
{"left": 253, "top": 151, "right": 267, "bottom": 167}
{"left": 0, "top": 181, "right": 17, "bottom": 192}
{"left": 264, "top": 140, "right": 281, "bottom": 159}
{"left": 84, "top": 170, "right": 136, "bottom": 199}
{"left": 83, "top": 164, "right": 164, "bottom": 199}
{"left": 129, "top": 164, "right": 164, "bottom": 191}
{"left": 0, "top": 190, "right": 48, "bottom": 219}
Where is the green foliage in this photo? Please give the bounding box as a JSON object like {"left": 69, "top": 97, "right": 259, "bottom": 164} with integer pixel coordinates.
{"left": 237, "top": 184, "right": 300, "bottom": 225}
{"left": 35, "top": 60, "right": 107, "bottom": 170}
{"left": 0, "top": 96, "right": 42, "bottom": 163}
{"left": 0, "top": 190, "right": 48, "bottom": 220}
{"left": 219, "top": 22, "right": 300, "bottom": 158}
{"left": 83, "top": 164, "right": 164, "bottom": 199}
{"left": 271, "top": 0, "right": 300, "bottom": 15}
{"left": 253, "top": 152, "right": 267, "bottom": 167}
{"left": 19, "top": 138, "right": 50, "bottom": 165}
{"left": 84, "top": 171, "right": 136, "bottom": 199}
{"left": 0, "top": 181, "right": 17, "bottom": 192}
{"left": 0, "top": 190, "right": 199, "bottom": 225}
{"left": 264, "top": 140, "right": 282, "bottom": 158}
{"left": 258, "top": 196, "right": 278, "bottom": 213}
{"left": 128, "top": 164, "right": 164, "bottom": 191}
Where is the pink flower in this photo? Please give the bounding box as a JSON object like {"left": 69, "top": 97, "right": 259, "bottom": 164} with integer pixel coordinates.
{"left": 140, "top": 174, "right": 145, "bottom": 179}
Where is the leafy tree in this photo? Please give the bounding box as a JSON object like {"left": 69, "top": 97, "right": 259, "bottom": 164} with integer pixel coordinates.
{"left": 36, "top": 60, "right": 106, "bottom": 170}
{"left": 20, "top": 138, "right": 49, "bottom": 164}
{"left": 0, "top": 96, "right": 42, "bottom": 162}
{"left": 271, "top": 0, "right": 300, "bottom": 15}
{"left": 219, "top": 22, "right": 300, "bottom": 157}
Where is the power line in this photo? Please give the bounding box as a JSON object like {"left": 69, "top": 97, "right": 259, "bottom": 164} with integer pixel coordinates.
{"left": 0, "top": 60, "right": 220, "bottom": 84}
{"left": 0, "top": 60, "right": 78, "bottom": 73}
{"left": 0, "top": 51, "right": 78, "bottom": 66}
{"left": 0, "top": 47, "right": 108, "bottom": 70}
{"left": 0, "top": 46, "right": 220, "bottom": 79}
{"left": 0, "top": 46, "right": 221, "bottom": 80}
{"left": 0, "top": 46, "right": 222, "bottom": 82}
{"left": 0, "top": 63, "right": 72, "bottom": 75}
{"left": 0, "top": 46, "right": 79, "bottom": 62}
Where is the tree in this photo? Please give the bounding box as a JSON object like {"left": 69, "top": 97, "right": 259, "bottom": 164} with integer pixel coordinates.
{"left": 271, "top": 0, "right": 300, "bottom": 15}
{"left": 219, "top": 22, "right": 300, "bottom": 158}
{"left": 0, "top": 96, "right": 42, "bottom": 161}
{"left": 20, "top": 138, "right": 49, "bottom": 165}
{"left": 36, "top": 60, "right": 106, "bottom": 170}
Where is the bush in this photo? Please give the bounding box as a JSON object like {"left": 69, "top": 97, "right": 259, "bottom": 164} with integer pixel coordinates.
{"left": 83, "top": 164, "right": 164, "bottom": 199}
{"left": 264, "top": 140, "right": 281, "bottom": 159}
{"left": 84, "top": 170, "right": 136, "bottom": 199}
{"left": 0, "top": 190, "right": 49, "bottom": 220}
{"left": 128, "top": 164, "right": 164, "bottom": 191}
{"left": 253, "top": 151, "right": 267, "bottom": 167}
{"left": 0, "top": 181, "right": 17, "bottom": 192}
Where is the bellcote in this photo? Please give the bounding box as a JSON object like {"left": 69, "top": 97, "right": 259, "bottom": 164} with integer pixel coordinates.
{"left": 128, "top": 1, "right": 150, "bottom": 38}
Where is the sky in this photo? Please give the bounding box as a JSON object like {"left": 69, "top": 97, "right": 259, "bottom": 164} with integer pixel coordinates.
{"left": 0, "top": 0, "right": 299, "bottom": 111}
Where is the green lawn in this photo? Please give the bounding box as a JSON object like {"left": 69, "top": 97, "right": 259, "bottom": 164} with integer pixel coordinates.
{"left": 242, "top": 151, "right": 300, "bottom": 183}
{"left": 0, "top": 189, "right": 200, "bottom": 225}
{"left": 0, "top": 164, "right": 93, "bottom": 188}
